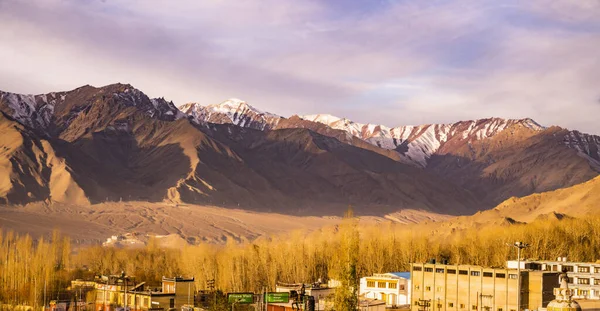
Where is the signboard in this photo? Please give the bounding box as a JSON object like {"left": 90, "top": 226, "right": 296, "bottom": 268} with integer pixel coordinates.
{"left": 227, "top": 293, "right": 254, "bottom": 304}
{"left": 266, "top": 292, "right": 289, "bottom": 303}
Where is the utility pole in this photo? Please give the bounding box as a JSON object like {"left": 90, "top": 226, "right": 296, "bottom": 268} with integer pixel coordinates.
{"left": 510, "top": 242, "right": 529, "bottom": 311}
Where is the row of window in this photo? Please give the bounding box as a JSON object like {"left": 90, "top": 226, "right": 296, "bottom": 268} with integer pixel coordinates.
{"left": 576, "top": 278, "right": 600, "bottom": 285}
{"left": 549, "top": 265, "right": 600, "bottom": 273}
{"left": 414, "top": 267, "right": 517, "bottom": 279}
{"left": 365, "top": 280, "right": 405, "bottom": 290}
{"left": 413, "top": 300, "right": 515, "bottom": 311}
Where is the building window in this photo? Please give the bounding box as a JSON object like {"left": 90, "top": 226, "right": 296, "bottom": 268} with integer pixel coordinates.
{"left": 448, "top": 269, "right": 457, "bottom": 274}
{"left": 578, "top": 267, "right": 590, "bottom": 273}
{"left": 367, "top": 281, "right": 375, "bottom": 287}
{"left": 594, "top": 279, "right": 600, "bottom": 285}
{"left": 436, "top": 268, "right": 445, "bottom": 273}
{"left": 483, "top": 272, "right": 493, "bottom": 277}
{"left": 389, "top": 283, "right": 397, "bottom": 289}
{"left": 509, "top": 274, "right": 518, "bottom": 279}
{"left": 471, "top": 271, "right": 480, "bottom": 276}
{"left": 460, "top": 304, "right": 465, "bottom": 309}
{"left": 564, "top": 265, "right": 574, "bottom": 272}
{"left": 496, "top": 273, "right": 506, "bottom": 278}
{"left": 578, "top": 278, "right": 590, "bottom": 285}
{"left": 595, "top": 267, "right": 600, "bottom": 273}
{"left": 414, "top": 266, "right": 423, "bottom": 271}
{"left": 415, "top": 301, "right": 419, "bottom": 306}
{"left": 498, "top": 308, "right": 503, "bottom": 311}
{"left": 438, "top": 304, "right": 443, "bottom": 308}
{"left": 400, "top": 285, "right": 405, "bottom": 290}
{"left": 426, "top": 286, "right": 431, "bottom": 291}
{"left": 415, "top": 285, "right": 420, "bottom": 290}
{"left": 472, "top": 305, "right": 477, "bottom": 310}
{"left": 552, "top": 265, "right": 558, "bottom": 271}
{"left": 437, "top": 287, "right": 443, "bottom": 292}
{"left": 580, "top": 290, "right": 589, "bottom": 296}
{"left": 378, "top": 282, "right": 386, "bottom": 288}
{"left": 425, "top": 267, "right": 434, "bottom": 272}
{"left": 449, "top": 303, "right": 454, "bottom": 308}
{"left": 459, "top": 270, "right": 468, "bottom": 275}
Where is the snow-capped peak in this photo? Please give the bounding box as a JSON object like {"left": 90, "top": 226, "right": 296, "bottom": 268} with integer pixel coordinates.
{"left": 180, "top": 99, "right": 282, "bottom": 130}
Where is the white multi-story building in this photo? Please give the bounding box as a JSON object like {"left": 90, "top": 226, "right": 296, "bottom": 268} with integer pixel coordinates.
{"left": 359, "top": 272, "right": 411, "bottom": 307}
{"left": 507, "top": 258, "right": 600, "bottom": 300}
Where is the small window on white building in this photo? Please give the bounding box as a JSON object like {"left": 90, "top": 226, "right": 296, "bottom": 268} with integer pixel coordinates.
{"left": 367, "top": 281, "right": 375, "bottom": 287}
{"left": 578, "top": 267, "right": 590, "bottom": 273}
{"left": 509, "top": 274, "right": 518, "bottom": 279}
{"left": 389, "top": 282, "right": 397, "bottom": 289}
{"left": 378, "top": 282, "right": 386, "bottom": 288}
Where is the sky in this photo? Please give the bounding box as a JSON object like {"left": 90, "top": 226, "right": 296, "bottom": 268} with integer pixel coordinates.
{"left": 1, "top": 0, "right": 599, "bottom": 134}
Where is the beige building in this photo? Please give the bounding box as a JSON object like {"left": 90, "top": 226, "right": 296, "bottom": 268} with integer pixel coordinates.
{"left": 507, "top": 258, "right": 600, "bottom": 300}
{"left": 411, "top": 263, "right": 557, "bottom": 311}
{"left": 359, "top": 272, "right": 411, "bottom": 307}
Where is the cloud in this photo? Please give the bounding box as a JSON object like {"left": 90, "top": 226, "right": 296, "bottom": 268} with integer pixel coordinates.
{"left": 0, "top": 0, "right": 598, "bottom": 134}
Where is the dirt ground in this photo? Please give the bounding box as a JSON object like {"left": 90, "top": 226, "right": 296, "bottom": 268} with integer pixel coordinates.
{"left": 0, "top": 201, "right": 447, "bottom": 245}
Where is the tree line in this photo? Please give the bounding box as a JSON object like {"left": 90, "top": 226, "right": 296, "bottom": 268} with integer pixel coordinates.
{"left": 2, "top": 214, "right": 600, "bottom": 309}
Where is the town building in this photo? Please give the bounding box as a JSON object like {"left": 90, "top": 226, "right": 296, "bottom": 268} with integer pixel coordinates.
{"left": 269, "top": 281, "right": 336, "bottom": 311}
{"left": 507, "top": 258, "right": 600, "bottom": 300}
{"left": 87, "top": 275, "right": 195, "bottom": 311}
{"left": 359, "top": 272, "right": 411, "bottom": 307}
{"left": 410, "top": 262, "right": 557, "bottom": 311}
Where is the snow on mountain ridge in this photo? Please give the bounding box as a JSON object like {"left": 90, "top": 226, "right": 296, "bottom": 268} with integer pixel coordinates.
{"left": 300, "top": 114, "right": 547, "bottom": 166}
{"left": 564, "top": 130, "right": 600, "bottom": 167}
{"left": 180, "top": 99, "right": 282, "bottom": 130}
{"left": 0, "top": 84, "right": 184, "bottom": 133}
{"left": 0, "top": 91, "right": 63, "bottom": 132}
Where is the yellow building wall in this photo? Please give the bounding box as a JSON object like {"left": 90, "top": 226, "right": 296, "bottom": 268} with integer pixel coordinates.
{"left": 411, "top": 264, "right": 540, "bottom": 311}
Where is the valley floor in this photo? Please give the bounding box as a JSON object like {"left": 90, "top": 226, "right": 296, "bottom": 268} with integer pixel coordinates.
{"left": 0, "top": 202, "right": 448, "bottom": 245}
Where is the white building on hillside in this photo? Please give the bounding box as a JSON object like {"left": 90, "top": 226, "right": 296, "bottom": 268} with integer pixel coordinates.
{"left": 507, "top": 257, "right": 600, "bottom": 299}
{"left": 359, "top": 272, "right": 411, "bottom": 307}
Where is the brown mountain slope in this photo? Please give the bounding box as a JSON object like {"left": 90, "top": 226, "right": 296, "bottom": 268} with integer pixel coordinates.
{"left": 426, "top": 124, "right": 599, "bottom": 206}
{"left": 200, "top": 124, "right": 480, "bottom": 215}
{"left": 275, "top": 115, "right": 413, "bottom": 165}
{"left": 0, "top": 112, "right": 89, "bottom": 205}
{"left": 423, "top": 174, "right": 600, "bottom": 235}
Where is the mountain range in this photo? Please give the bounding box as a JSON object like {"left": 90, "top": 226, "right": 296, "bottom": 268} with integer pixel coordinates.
{"left": 1, "top": 83, "right": 599, "bottom": 217}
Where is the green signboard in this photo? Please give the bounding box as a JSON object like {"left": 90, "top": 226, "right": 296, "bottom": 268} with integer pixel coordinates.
{"left": 266, "top": 292, "right": 290, "bottom": 303}
{"left": 228, "top": 293, "right": 254, "bottom": 304}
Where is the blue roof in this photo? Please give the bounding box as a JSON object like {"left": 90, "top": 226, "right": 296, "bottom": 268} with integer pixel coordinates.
{"left": 389, "top": 272, "right": 411, "bottom": 280}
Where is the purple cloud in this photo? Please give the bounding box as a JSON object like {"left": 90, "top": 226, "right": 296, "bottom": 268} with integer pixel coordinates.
{"left": 0, "top": 0, "right": 599, "bottom": 134}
